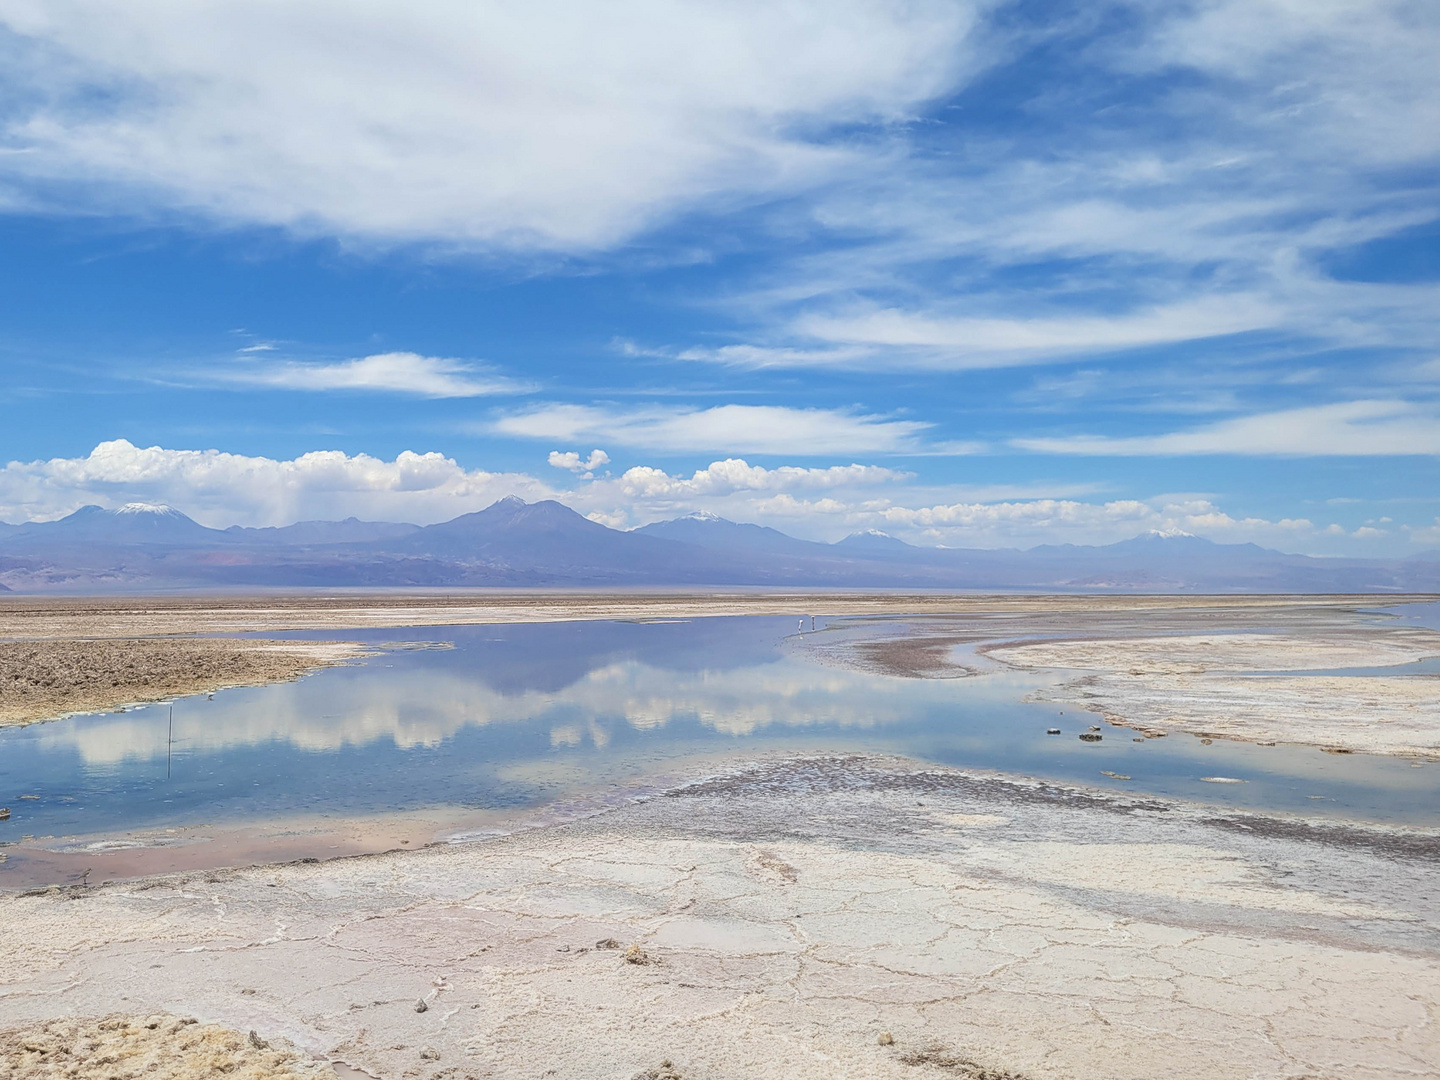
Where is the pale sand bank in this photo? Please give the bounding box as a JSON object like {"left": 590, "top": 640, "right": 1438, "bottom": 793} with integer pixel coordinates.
{"left": 1, "top": 756, "right": 1436, "bottom": 1080}
{"left": 986, "top": 630, "right": 1440, "bottom": 757}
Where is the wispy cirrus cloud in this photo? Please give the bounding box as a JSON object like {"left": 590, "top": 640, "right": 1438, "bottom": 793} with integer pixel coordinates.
{"left": 1015, "top": 400, "right": 1440, "bottom": 457}
{"left": 490, "top": 403, "right": 935, "bottom": 456}
{"left": 225, "top": 352, "right": 529, "bottom": 398}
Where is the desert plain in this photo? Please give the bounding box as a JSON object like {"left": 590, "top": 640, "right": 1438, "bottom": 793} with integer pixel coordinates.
{"left": 1, "top": 592, "right": 1438, "bottom": 1080}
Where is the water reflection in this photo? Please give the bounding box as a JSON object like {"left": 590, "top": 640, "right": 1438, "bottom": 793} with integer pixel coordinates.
{"left": 2, "top": 616, "right": 1437, "bottom": 846}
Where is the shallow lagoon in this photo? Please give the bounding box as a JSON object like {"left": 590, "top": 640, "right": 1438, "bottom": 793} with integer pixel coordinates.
{"left": 2, "top": 614, "right": 1438, "bottom": 855}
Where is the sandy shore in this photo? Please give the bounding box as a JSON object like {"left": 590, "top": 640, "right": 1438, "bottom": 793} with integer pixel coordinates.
{"left": 1, "top": 755, "right": 1436, "bottom": 1080}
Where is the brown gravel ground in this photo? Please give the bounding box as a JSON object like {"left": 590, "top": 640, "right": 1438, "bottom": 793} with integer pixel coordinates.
{"left": 0, "top": 638, "right": 366, "bottom": 727}
{"left": 0, "top": 1013, "right": 337, "bottom": 1079}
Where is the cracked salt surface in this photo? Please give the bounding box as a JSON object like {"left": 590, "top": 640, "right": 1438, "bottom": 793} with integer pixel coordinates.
{"left": 3, "top": 613, "right": 1438, "bottom": 881}
{"left": 1, "top": 756, "right": 1436, "bottom": 1080}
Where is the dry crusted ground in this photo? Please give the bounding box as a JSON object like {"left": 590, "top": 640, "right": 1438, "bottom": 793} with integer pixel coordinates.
{"left": 0, "top": 757, "right": 1436, "bottom": 1080}
{"left": 0, "top": 1013, "right": 337, "bottom": 1080}
{"left": 0, "top": 638, "right": 368, "bottom": 727}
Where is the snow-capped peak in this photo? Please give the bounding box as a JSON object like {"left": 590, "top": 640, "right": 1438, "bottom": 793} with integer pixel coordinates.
{"left": 116, "top": 502, "right": 182, "bottom": 516}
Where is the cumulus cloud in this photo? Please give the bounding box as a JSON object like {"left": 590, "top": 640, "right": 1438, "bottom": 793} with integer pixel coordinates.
{"left": 1014, "top": 401, "right": 1440, "bottom": 457}
{"left": 1404, "top": 518, "right": 1440, "bottom": 547}
{"left": 548, "top": 449, "right": 610, "bottom": 473}
{"left": 492, "top": 403, "right": 931, "bottom": 455}
{"left": 874, "top": 497, "right": 1316, "bottom": 546}
{"left": 0, "top": 0, "right": 979, "bottom": 250}
{"left": 0, "top": 439, "right": 1417, "bottom": 555}
{"left": 0, "top": 439, "right": 553, "bottom": 526}
{"left": 617, "top": 459, "right": 904, "bottom": 499}
{"left": 228, "top": 352, "right": 526, "bottom": 397}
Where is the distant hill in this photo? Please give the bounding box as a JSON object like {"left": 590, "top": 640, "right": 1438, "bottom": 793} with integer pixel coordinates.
{"left": 226, "top": 517, "right": 420, "bottom": 545}
{"left": 0, "top": 498, "right": 1437, "bottom": 593}
{"left": 834, "top": 529, "right": 918, "bottom": 555}
{"left": 636, "top": 512, "right": 825, "bottom": 557}
{"left": 3, "top": 503, "right": 224, "bottom": 548}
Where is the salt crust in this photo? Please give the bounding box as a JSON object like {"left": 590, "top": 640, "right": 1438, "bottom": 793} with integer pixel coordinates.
{"left": 992, "top": 630, "right": 1440, "bottom": 755}
{"left": 0, "top": 757, "right": 1436, "bottom": 1080}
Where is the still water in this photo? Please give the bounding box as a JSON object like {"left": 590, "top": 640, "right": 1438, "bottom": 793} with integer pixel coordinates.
{"left": 2, "top": 615, "right": 1438, "bottom": 849}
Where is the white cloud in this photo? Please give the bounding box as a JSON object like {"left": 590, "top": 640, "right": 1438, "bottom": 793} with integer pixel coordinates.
{"left": 0, "top": 0, "right": 980, "bottom": 250}
{"left": 230, "top": 352, "right": 525, "bottom": 397}
{"left": 549, "top": 449, "right": 610, "bottom": 474}
{"left": 0, "top": 439, "right": 1419, "bottom": 556}
{"left": 1403, "top": 518, "right": 1440, "bottom": 547}
{"left": 1014, "top": 400, "right": 1440, "bottom": 457}
{"left": 617, "top": 459, "right": 904, "bottom": 499}
{"left": 0, "top": 439, "right": 553, "bottom": 526}
{"left": 785, "top": 295, "right": 1283, "bottom": 368}
{"left": 841, "top": 496, "right": 1317, "bottom": 549}
{"left": 491, "top": 403, "right": 931, "bottom": 455}
{"left": 653, "top": 1, "right": 1440, "bottom": 371}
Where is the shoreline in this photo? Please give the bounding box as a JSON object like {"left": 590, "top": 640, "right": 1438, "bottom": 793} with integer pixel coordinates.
{"left": 2, "top": 753, "right": 1436, "bottom": 1080}
{"left": 2, "top": 591, "right": 1429, "bottom": 736}
{"left": 796, "top": 602, "right": 1440, "bottom": 758}
{"left": 8, "top": 747, "right": 1439, "bottom": 894}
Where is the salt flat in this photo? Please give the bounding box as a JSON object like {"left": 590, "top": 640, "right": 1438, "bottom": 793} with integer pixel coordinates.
{"left": 3, "top": 595, "right": 1439, "bottom": 1079}
{"left": 2, "top": 756, "right": 1437, "bottom": 1080}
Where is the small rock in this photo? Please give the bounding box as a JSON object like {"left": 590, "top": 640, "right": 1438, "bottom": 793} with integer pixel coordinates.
{"left": 596, "top": 937, "right": 621, "bottom": 950}
{"left": 0, "top": 809, "right": 9, "bottom": 820}
{"left": 248, "top": 1030, "right": 268, "bottom": 1050}
{"left": 1078, "top": 732, "right": 1102, "bottom": 742}
{"left": 240, "top": 988, "right": 256, "bottom": 996}
{"left": 414, "top": 999, "right": 428, "bottom": 1013}
{"left": 1045, "top": 728, "right": 1060, "bottom": 735}
{"left": 624, "top": 944, "right": 650, "bottom": 965}
{"left": 419, "top": 1046, "right": 441, "bottom": 1061}
{"left": 1088, "top": 725, "right": 1102, "bottom": 732}
{"left": 878, "top": 1031, "right": 895, "bottom": 1046}
{"left": 631, "top": 1060, "right": 681, "bottom": 1080}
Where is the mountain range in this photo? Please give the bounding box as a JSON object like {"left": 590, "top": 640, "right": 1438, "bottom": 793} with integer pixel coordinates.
{"left": 0, "top": 497, "right": 1437, "bottom": 593}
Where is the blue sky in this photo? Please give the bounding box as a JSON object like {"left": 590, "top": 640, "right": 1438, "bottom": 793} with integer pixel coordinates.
{"left": 0, "top": 0, "right": 1436, "bottom": 552}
